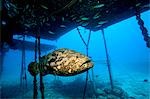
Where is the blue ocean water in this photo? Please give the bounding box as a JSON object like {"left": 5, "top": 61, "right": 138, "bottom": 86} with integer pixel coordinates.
{"left": 1, "top": 10, "right": 150, "bottom": 98}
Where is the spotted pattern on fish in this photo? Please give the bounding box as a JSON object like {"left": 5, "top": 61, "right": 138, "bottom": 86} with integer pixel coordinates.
{"left": 28, "top": 48, "right": 93, "bottom": 76}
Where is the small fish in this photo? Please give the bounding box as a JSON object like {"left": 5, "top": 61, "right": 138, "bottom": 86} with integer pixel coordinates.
{"left": 43, "top": 18, "right": 46, "bottom": 23}
{"left": 136, "top": 3, "right": 141, "bottom": 7}
{"left": 80, "top": 15, "right": 84, "bottom": 18}
{"left": 82, "top": 22, "right": 89, "bottom": 26}
{"left": 142, "top": 4, "right": 150, "bottom": 8}
{"left": 93, "top": 13, "right": 101, "bottom": 19}
{"left": 72, "top": 17, "right": 77, "bottom": 20}
{"left": 48, "top": 31, "right": 55, "bottom": 34}
{"left": 46, "top": 23, "right": 50, "bottom": 26}
{"left": 79, "top": 0, "right": 82, "bottom": 3}
{"left": 51, "top": 16, "right": 56, "bottom": 21}
{"left": 76, "top": 19, "right": 82, "bottom": 22}
{"left": 62, "top": 17, "right": 65, "bottom": 22}
{"left": 81, "top": 17, "right": 89, "bottom": 21}
{"left": 40, "top": 5, "right": 48, "bottom": 9}
{"left": 60, "top": 25, "right": 66, "bottom": 28}
{"left": 9, "top": 3, "right": 17, "bottom": 9}
{"left": 98, "top": 21, "right": 108, "bottom": 25}
{"left": 6, "top": 3, "right": 10, "bottom": 8}
{"left": 92, "top": 4, "right": 104, "bottom": 9}
{"left": 70, "top": 15, "right": 75, "bottom": 18}
{"left": 26, "top": 4, "right": 29, "bottom": 9}
{"left": 95, "top": 24, "right": 102, "bottom": 28}
{"left": 2, "top": 21, "right": 6, "bottom": 25}
{"left": 46, "top": 17, "right": 49, "bottom": 21}
{"left": 13, "top": 8, "right": 18, "bottom": 14}
{"left": 39, "top": 20, "right": 42, "bottom": 25}
{"left": 79, "top": 21, "right": 84, "bottom": 25}
{"left": 24, "top": 24, "right": 31, "bottom": 28}
{"left": 67, "top": 0, "right": 78, "bottom": 8}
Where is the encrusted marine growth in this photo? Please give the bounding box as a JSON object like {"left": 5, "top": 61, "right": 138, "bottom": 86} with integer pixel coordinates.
{"left": 28, "top": 48, "right": 93, "bottom": 76}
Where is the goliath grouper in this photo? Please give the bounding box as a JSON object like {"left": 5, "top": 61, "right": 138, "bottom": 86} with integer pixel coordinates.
{"left": 28, "top": 48, "right": 93, "bottom": 76}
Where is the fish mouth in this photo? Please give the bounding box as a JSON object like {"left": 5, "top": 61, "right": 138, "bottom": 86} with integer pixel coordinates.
{"left": 80, "top": 60, "right": 91, "bottom": 67}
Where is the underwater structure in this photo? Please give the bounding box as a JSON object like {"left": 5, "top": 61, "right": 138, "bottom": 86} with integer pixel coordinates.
{"left": 1, "top": 0, "right": 150, "bottom": 99}
{"left": 1, "top": 0, "right": 150, "bottom": 47}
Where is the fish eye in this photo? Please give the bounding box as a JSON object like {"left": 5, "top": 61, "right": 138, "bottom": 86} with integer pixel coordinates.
{"left": 82, "top": 64, "right": 86, "bottom": 67}
{"left": 52, "top": 53, "right": 56, "bottom": 56}
{"left": 50, "top": 58, "right": 55, "bottom": 62}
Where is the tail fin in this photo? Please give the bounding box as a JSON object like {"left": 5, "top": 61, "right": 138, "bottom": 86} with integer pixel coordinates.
{"left": 28, "top": 62, "right": 39, "bottom": 76}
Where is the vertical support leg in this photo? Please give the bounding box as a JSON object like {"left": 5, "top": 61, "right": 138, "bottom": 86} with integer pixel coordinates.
{"left": 40, "top": 74, "right": 45, "bottom": 99}
{"left": 0, "top": 50, "right": 5, "bottom": 79}
{"left": 33, "top": 76, "right": 38, "bottom": 99}
{"left": 33, "top": 32, "right": 38, "bottom": 99}
{"left": 20, "top": 34, "right": 27, "bottom": 97}
{"left": 101, "top": 29, "right": 114, "bottom": 90}
{"left": 82, "top": 71, "right": 89, "bottom": 99}
{"left": 77, "top": 28, "right": 94, "bottom": 98}
{"left": 37, "top": 31, "right": 45, "bottom": 99}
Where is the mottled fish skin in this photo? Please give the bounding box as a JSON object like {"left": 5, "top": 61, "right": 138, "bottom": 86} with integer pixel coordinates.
{"left": 28, "top": 48, "right": 94, "bottom": 76}
{"left": 45, "top": 48, "right": 93, "bottom": 76}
